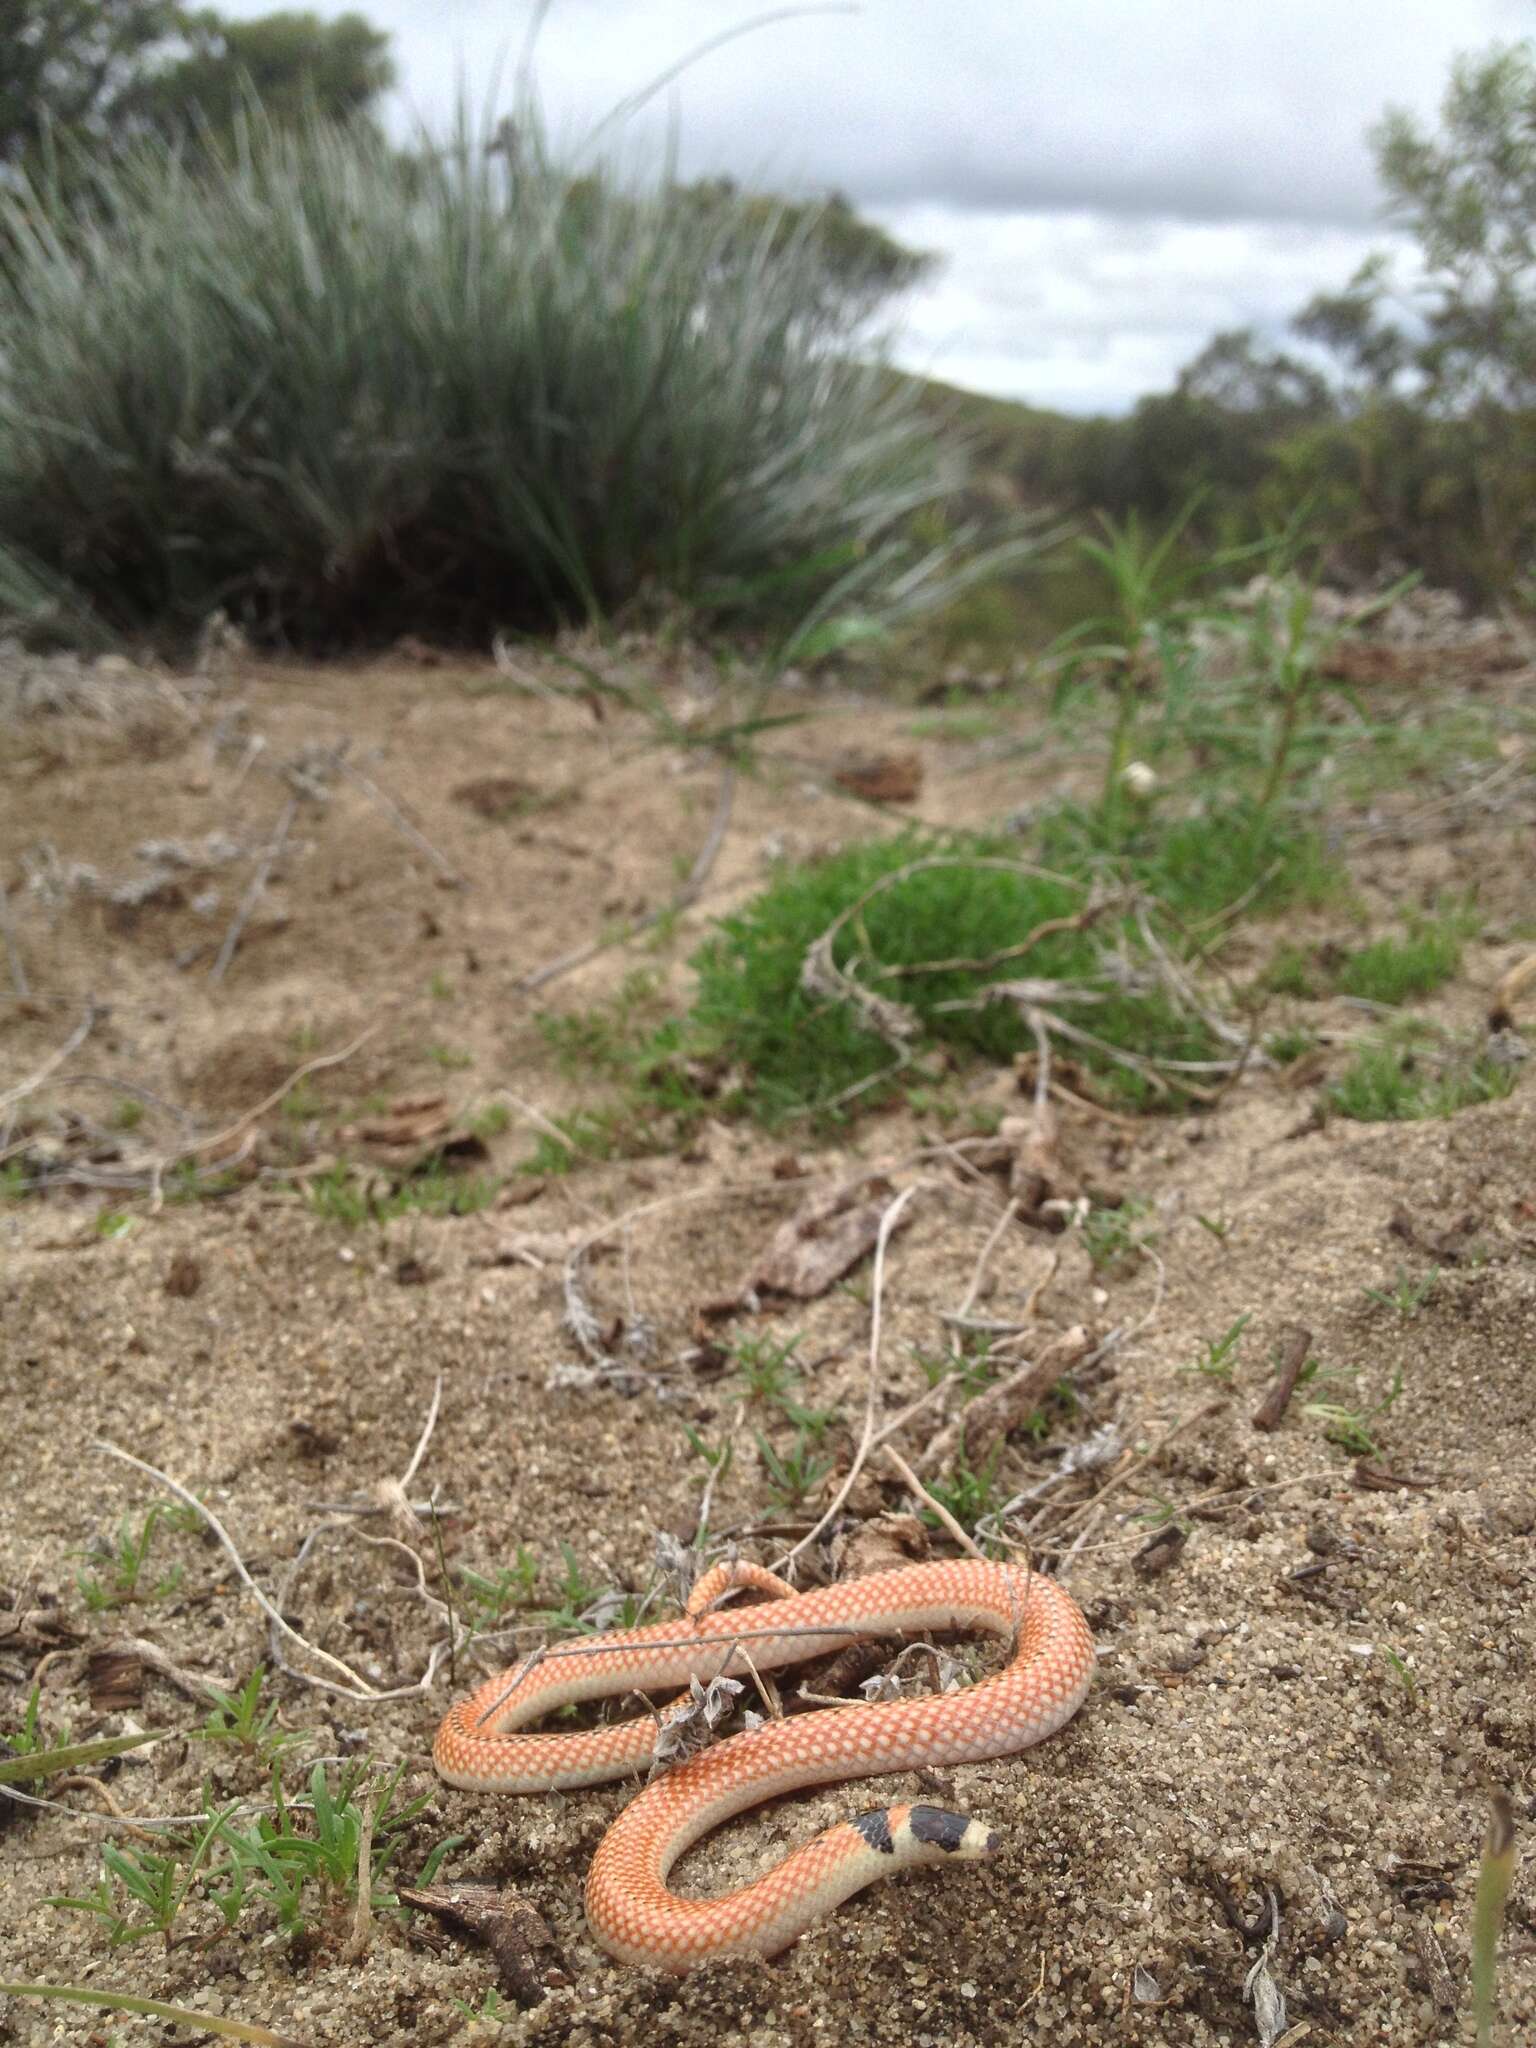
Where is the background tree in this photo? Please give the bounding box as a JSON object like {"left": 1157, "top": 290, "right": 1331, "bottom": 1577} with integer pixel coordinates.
{"left": 114, "top": 9, "right": 393, "bottom": 146}
{"left": 1, "top": 0, "right": 393, "bottom": 171}
{"left": 0, "top": 0, "right": 182, "bottom": 165}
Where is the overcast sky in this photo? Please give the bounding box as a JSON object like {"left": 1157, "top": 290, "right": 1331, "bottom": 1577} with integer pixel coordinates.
{"left": 228, "top": 0, "right": 1532, "bottom": 412}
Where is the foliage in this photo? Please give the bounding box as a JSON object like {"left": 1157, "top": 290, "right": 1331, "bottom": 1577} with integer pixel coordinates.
{"left": 1335, "top": 901, "right": 1478, "bottom": 1005}
{"left": 48, "top": 1760, "right": 439, "bottom": 1947}
{"left": 0, "top": 107, "right": 1017, "bottom": 653}
{"left": 685, "top": 833, "right": 1221, "bottom": 1125}
{"left": 1327, "top": 1032, "right": 1518, "bottom": 1121}
{"left": 0, "top": 0, "right": 391, "bottom": 174}
{"left": 118, "top": 11, "right": 393, "bottom": 148}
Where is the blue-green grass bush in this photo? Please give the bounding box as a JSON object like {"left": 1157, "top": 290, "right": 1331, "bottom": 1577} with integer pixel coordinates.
{"left": 0, "top": 108, "right": 1004, "bottom": 651}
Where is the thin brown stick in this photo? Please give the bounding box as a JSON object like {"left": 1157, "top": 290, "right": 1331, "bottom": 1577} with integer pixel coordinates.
{"left": 1251, "top": 1326, "right": 1314, "bottom": 1433}
{"left": 769, "top": 1182, "right": 923, "bottom": 1575}
{"left": 517, "top": 758, "right": 736, "bottom": 993}
{"left": 210, "top": 796, "right": 298, "bottom": 984}
{"left": 337, "top": 759, "right": 465, "bottom": 890}
{"left": 0, "top": 1001, "right": 98, "bottom": 1116}
{"left": 0, "top": 883, "right": 28, "bottom": 1000}
{"left": 871, "top": 895, "right": 1122, "bottom": 981}
{"left": 884, "top": 1444, "right": 986, "bottom": 1560}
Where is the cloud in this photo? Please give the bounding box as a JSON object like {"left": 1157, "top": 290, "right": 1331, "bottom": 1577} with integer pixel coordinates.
{"left": 214, "top": 0, "right": 1516, "bottom": 408}
{"left": 361, "top": 0, "right": 1519, "bottom": 227}
{"left": 874, "top": 209, "right": 1409, "bottom": 413}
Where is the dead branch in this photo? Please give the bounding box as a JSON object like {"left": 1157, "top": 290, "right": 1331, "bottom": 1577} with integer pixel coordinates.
{"left": 1251, "top": 1325, "right": 1313, "bottom": 1433}
{"left": 517, "top": 757, "right": 736, "bottom": 993}
{"left": 209, "top": 796, "right": 298, "bottom": 983}
{"left": 0, "top": 1001, "right": 98, "bottom": 1116}
{"left": 884, "top": 1444, "right": 985, "bottom": 1560}
{"left": 337, "top": 757, "right": 465, "bottom": 890}
{"left": 870, "top": 894, "right": 1123, "bottom": 981}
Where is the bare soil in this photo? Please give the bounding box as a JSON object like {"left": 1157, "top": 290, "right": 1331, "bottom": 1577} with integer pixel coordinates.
{"left": 2, "top": 637, "right": 1534, "bottom": 2047}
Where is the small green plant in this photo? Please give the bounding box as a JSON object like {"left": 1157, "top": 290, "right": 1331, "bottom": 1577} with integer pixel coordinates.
{"left": 754, "top": 1428, "right": 833, "bottom": 1509}
{"left": 777, "top": 1396, "right": 839, "bottom": 1444}
{"left": 1194, "top": 1212, "right": 1230, "bottom": 1244}
{"left": 52, "top": 1761, "right": 446, "bottom": 1951}
{"left": 912, "top": 1344, "right": 998, "bottom": 1402}
{"left": 1363, "top": 1266, "right": 1440, "bottom": 1318}
{"left": 427, "top": 972, "right": 454, "bottom": 1001}
{"left": 681, "top": 1422, "right": 735, "bottom": 1486}
{"left": 459, "top": 1547, "right": 542, "bottom": 1629}
{"left": 94, "top": 1210, "right": 134, "bottom": 1240}
{"left": 1302, "top": 1401, "right": 1381, "bottom": 1457}
{"left": 304, "top": 1162, "right": 501, "bottom": 1225}
{"left": 1327, "top": 1035, "right": 1517, "bottom": 1122}
{"left": 1264, "top": 1025, "right": 1319, "bottom": 1065}
{"left": 731, "top": 1331, "right": 803, "bottom": 1401}
{"left": 1131, "top": 1492, "right": 1189, "bottom": 1533}
{"left": 425, "top": 1044, "right": 474, "bottom": 1072}
{"left": 920, "top": 1451, "right": 1007, "bottom": 1536}
{"left": 74, "top": 1508, "right": 182, "bottom": 1611}
{"left": 194, "top": 1669, "right": 297, "bottom": 1767}
{"left": 1081, "top": 1195, "right": 1157, "bottom": 1273}
{"left": 1336, "top": 901, "right": 1479, "bottom": 1006}
{"left": 1380, "top": 1648, "right": 1418, "bottom": 1701}
{"left": 468, "top": 1101, "right": 511, "bottom": 1140}
{"left": 1183, "top": 1312, "right": 1251, "bottom": 1384}
{"left": 451, "top": 1985, "right": 516, "bottom": 2027}
{"left": 110, "top": 1097, "right": 145, "bottom": 1131}
{"left": 1261, "top": 944, "right": 1321, "bottom": 999}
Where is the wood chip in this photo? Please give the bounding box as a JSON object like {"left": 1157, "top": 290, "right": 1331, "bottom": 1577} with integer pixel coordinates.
{"left": 831, "top": 751, "right": 923, "bottom": 803}
{"left": 1251, "top": 1325, "right": 1312, "bottom": 1433}
{"left": 702, "top": 1175, "right": 916, "bottom": 1311}
{"left": 397, "top": 1884, "right": 564, "bottom": 2005}
{"left": 87, "top": 1646, "right": 146, "bottom": 1713}
{"left": 163, "top": 1251, "right": 203, "bottom": 1298}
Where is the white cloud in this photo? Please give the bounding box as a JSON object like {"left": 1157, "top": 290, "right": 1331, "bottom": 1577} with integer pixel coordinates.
{"left": 215, "top": 0, "right": 1518, "bottom": 408}
{"left": 875, "top": 210, "right": 1413, "bottom": 412}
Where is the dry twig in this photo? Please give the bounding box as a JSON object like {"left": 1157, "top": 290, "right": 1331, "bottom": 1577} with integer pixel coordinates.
{"left": 210, "top": 796, "right": 298, "bottom": 984}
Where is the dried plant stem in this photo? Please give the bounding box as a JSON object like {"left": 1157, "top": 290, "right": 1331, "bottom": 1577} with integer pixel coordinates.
{"left": 768, "top": 1182, "right": 922, "bottom": 1576}
{"left": 883, "top": 1444, "right": 985, "bottom": 1560}
{"left": 210, "top": 796, "right": 298, "bottom": 984}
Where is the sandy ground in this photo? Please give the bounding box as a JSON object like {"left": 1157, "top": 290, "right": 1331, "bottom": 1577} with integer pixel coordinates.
{"left": 1, "top": 635, "right": 1534, "bottom": 2047}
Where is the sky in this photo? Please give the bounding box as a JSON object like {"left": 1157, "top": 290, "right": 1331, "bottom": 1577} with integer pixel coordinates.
{"left": 227, "top": 0, "right": 1532, "bottom": 413}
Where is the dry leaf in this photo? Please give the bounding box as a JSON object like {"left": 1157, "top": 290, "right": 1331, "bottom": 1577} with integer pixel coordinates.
{"left": 707, "top": 1176, "right": 915, "bottom": 1311}
{"left": 831, "top": 751, "right": 923, "bottom": 803}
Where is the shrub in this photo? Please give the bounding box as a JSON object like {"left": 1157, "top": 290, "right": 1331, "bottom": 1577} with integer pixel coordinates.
{"left": 0, "top": 110, "right": 1005, "bottom": 652}
{"left": 686, "top": 832, "right": 1221, "bottom": 1123}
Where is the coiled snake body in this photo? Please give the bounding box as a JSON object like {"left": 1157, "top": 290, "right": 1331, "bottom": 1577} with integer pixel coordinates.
{"left": 433, "top": 1556, "right": 1095, "bottom": 1972}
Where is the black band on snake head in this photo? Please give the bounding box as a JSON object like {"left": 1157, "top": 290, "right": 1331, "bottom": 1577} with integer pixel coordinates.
{"left": 907, "top": 1805, "right": 971, "bottom": 1852}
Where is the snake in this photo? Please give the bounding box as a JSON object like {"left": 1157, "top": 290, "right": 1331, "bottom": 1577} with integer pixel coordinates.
{"left": 432, "top": 1555, "right": 1095, "bottom": 1973}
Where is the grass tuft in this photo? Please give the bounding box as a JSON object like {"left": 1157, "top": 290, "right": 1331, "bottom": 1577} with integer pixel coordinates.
{"left": 0, "top": 107, "right": 1006, "bottom": 654}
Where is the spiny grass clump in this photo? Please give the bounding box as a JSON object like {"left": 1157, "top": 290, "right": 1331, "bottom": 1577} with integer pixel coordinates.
{"left": 0, "top": 109, "right": 989, "bottom": 653}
